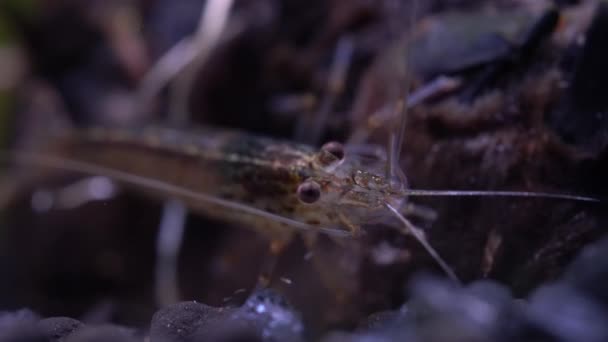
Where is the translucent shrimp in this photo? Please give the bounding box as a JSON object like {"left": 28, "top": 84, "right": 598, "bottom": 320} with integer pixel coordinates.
{"left": 3, "top": 122, "right": 598, "bottom": 284}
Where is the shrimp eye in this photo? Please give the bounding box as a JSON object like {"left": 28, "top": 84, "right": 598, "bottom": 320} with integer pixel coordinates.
{"left": 297, "top": 180, "right": 321, "bottom": 204}
{"left": 321, "top": 141, "right": 345, "bottom": 160}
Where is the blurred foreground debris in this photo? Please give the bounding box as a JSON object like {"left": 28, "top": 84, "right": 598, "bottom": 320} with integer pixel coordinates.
{"left": 0, "top": 236, "right": 607, "bottom": 341}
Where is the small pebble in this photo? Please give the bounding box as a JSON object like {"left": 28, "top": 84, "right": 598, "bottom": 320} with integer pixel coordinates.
{"left": 38, "top": 317, "right": 84, "bottom": 341}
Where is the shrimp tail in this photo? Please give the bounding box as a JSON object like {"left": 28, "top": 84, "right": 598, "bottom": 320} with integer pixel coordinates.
{"left": 12, "top": 83, "right": 74, "bottom": 153}
{"left": 1, "top": 83, "right": 74, "bottom": 208}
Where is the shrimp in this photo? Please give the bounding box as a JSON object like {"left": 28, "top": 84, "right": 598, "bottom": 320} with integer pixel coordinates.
{"left": 4, "top": 120, "right": 598, "bottom": 285}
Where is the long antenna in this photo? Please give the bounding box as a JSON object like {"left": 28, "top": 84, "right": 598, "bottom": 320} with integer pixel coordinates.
{"left": 385, "top": 202, "right": 460, "bottom": 283}
{"left": 395, "top": 0, "right": 419, "bottom": 163}
{"left": 404, "top": 189, "right": 599, "bottom": 202}
{"left": 386, "top": 0, "right": 418, "bottom": 181}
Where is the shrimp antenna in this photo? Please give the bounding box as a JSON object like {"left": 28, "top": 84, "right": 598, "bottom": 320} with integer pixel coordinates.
{"left": 386, "top": 0, "right": 418, "bottom": 181}
{"left": 385, "top": 202, "right": 460, "bottom": 283}
{"left": 404, "top": 189, "right": 599, "bottom": 202}
{"left": 3, "top": 151, "right": 351, "bottom": 238}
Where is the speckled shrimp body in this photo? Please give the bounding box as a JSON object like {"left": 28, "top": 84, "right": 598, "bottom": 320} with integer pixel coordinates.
{"left": 11, "top": 124, "right": 597, "bottom": 283}
{"left": 36, "top": 125, "right": 408, "bottom": 240}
